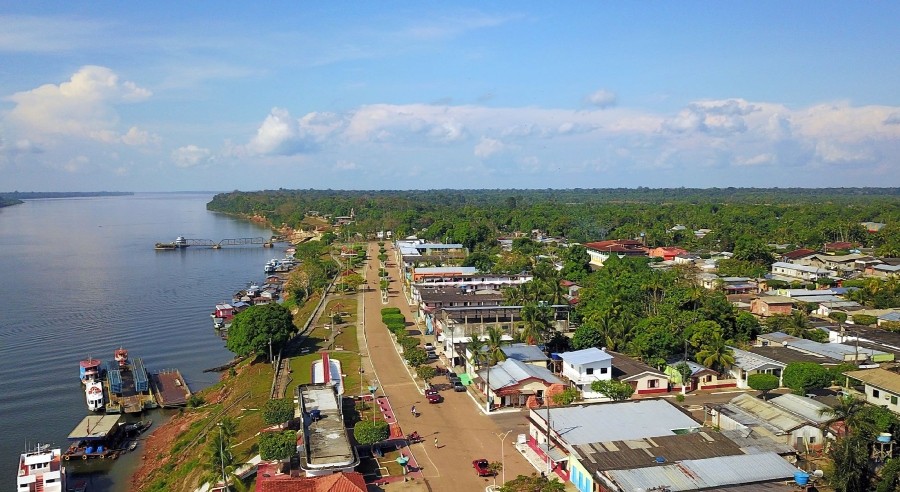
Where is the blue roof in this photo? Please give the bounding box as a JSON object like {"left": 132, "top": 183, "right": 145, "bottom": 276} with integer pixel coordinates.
{"left": 558, "top": 347, "right": 613, "bottom": 365}
{"left": 880, "top": 312, "right": 900, "bottom": 322}
{"left": 480, "top": 358, "right": 562, "bottom": 390}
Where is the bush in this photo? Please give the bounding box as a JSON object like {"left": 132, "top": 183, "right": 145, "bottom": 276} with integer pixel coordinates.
{"left": 353, "top": 420, "right": 389, "bottom": 445}
{"left": 829, "top": 312, "right": 848, "bottom": 323}
{"left": 747, "top": 373, "right": 780, "bottom": 399}
{"left": 404, "top": 347, "right": 428, "bottom": 367}
{"left": 883, "top": 321, "right": 900, "bottom": 333}
{"left": 259, "top": 431, "right": 296, "bottom": 460}
{"left": 263, "top": 398, "right": 295, "bottom": 425}
{"left": 398, "top": 336, "right": 419, "bottom": 352}
{"left": 852, "top": 314, "right": 877, "bottom": 326}
{"left": 782, "top": 362, "right": 830, "bottom": 395}
{"left": 187, "top": 394, "right": 205, "bottom": 407}
{"left": 381, "top": 307, "right": 401, "bottom": 316}
{"left": 382, "top": 313, "right": 406, "bottom": 324}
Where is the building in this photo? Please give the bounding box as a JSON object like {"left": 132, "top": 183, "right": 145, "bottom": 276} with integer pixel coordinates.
{"left": 729, "top": 348, "right": 786, "bottom": 389}
{"left": 844, "top": 368, "right": 900, "bottom": 414}
{"left": 708, "top": 393, "right": 833, "bottom": 453}
{"left": 664, "top": 360, "right": 735, "bottom": 392}
{"left": 526, "top": 399, "right": 800, "bottom": 492}
{"left": 583, "top": 240, "right": 648, "bottom": 267}
{"left": 781, "top": 248, "right": 817, "bottom": 262}
{"left": 558, "top": 348, "right": 613, "bottom": 399}
{"left": 477, "top": 358, "right": 564, "bottom": 409}
{"left": 296, "top": 384, "right": 359, "bottom": 477}
{"left": 607, "top": 350, "right": 671, "bottom": 395}
{"left": 750, "top": 295, "right": 794, "bottom": 317}
{"left": 758, "top": 332, "right": 894, "bottom": 363}
{"left": 254, "top": 466, "right": 367, "bottom": 492}
{"left": 501, "top": 343, "right": 550, "bottom": 366}
{"left": 648, "top": 246, "right": 688, "bottom": 261}
{"left": 770, "top": 262, "right": 835, "bottom": 282}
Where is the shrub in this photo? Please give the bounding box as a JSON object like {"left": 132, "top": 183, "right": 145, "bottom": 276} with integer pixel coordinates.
{"left": 380, "top": 307, "right": 401, "bottom": 316}
{"left": 829, "top": 312, "right": 848, "bottom": 323}
{"left": 782, "top": 362, "right": 830, "bottom": 395}
{"left": 259, "top": 431, "right": 296, "bottom": 460}
{"left": 263, "top": 398, "right": 295, "bottom": 425}
{"left": 747, "top": 373, "right": 780, "bottom": 400}
{"left": 852, "top": 314, "right": 877, "bottom": 326}
{"left": 353, "top": 420, "right": 389, "bottom": 445}
{"left": 404, "top": 347, "right": 428, "bottom": 367}
{"left": 187, "top": 394, "right": 205, "bottom": 408}
{"left": 398, "top": 336, "right": 419, "bottom": 352}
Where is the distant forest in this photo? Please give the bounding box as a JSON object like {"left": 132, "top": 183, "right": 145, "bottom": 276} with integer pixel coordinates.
{"left": 207, "top": 188, "right": 900, "bottom": 255}
{"left": 0, "top": 191, "right": 134, "bottom": 208}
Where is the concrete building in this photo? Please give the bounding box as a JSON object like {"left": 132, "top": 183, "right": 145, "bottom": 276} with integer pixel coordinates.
{"left": 558, "top": 348, "right": 613, "bottom": 399}
{"left": 296, "top": 384, "right": 359, "bottom": 477}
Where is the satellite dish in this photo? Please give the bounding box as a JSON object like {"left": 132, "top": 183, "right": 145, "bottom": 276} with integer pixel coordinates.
{"left": 813, "top": 470, "right": 824, "bottom": 478}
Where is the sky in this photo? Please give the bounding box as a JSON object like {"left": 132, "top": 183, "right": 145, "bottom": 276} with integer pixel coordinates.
{"left": 1, "top": 2, "right": 899, "bottom": 192}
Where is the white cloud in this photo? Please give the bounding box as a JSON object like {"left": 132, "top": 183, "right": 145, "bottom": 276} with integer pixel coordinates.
{"left": 246, "top": 108, "right": 343, "bottom": 156}
{"left": 474, "top": 137, "right": 505, "bottom": 158}
{"left": 172, "top": 145, "right": 211, "bottom": 168}
{"left": 584, "top": 89, "right": 617, "bottom": 109}
{"left": 6, "top": 66, "right": 152, "bottom": 144}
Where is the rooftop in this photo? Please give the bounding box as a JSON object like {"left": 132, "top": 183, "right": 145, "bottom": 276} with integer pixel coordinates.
{"left": 533, "top": 399, "right": 700, "bottom": 445}
{"left": 573, "top": 431, "right": 743, "bottom": 474}
{"left": 845, "top": 368, "right": 900, "bottom": 394}
{"left": 558, "top": 347, "right": 613, "bottom": 365}
{"left": 480, "top": 358, "right": 562, "bottom": 391}
{"left": 501, "top": 343, "right": 549, "bottom": 362}
{"left": 731, "top": 347, "right": 785, "bottom": 372}
{"left": 607, "top": 350, "right": 666, "bottom": 380}
{"left": 67, "top": 415, "right": 122, "bottom": 440}
{"left": 297, "top": 384, "right": 358, "bottom": 472}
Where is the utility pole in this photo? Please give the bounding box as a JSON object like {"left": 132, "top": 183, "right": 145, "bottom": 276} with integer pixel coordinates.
{"left": 545, "top": 394, "right": 552, "bottom": 476}
{"left": 218, "top": 423, "right": 228, "bottom": 490}
{"left": 497, "top": 430, "right": 511, "bottom": 485}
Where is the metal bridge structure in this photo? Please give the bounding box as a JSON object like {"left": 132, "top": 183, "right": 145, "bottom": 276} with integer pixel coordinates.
{"left": 183, "top": 237, "right": 270, "bottom": 248}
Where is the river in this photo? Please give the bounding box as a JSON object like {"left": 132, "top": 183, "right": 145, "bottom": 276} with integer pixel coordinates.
{"left": 0, "top": 193, "right": 280, "bottom": 491}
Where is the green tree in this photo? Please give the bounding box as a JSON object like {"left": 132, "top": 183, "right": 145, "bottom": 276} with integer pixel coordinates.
{"left": 416, "top": 365, "right": 437, "bottom": 384}
{"left": 782, "top": 362, "right": 830, "bottom": 395}
{"left": 263, "top": 398, "right": 295, "bottom": 426}
{"left": 206, "top": 426, "right": 235, "bottom": 485}
{"left": 590, "top": 380, "right": 634, "bottom": 401}
{"left": 485, "top": 326, "right": 508, "bottom": 365}
{"left": 353, "top": 420, "right": 390, "bottom": 446}
{"left": 259, "top": 431, "right": 296, "bottom": 461}
{"left": 551, "top": 387, "right": 579, "bottom": 405}
{"left": 828, "top": 434, "right": 873, "bottom": 492}
{"left": 404, "top": 347, "right": 428, "bottom": 367}
{"left": 226, "top": 303, "right": 295, "bottom": 359}
{"left": 694, "top": 335, "right": 734, "bottom": 373}
{"left": 499, "top": 473, "right": 566, "bottom": 492}
{"left": 747, "top": 373, "right": 780, "bottom": 400}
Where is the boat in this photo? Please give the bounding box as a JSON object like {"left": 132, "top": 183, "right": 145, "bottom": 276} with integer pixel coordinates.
{"left": 124, "top": 419, "right": 152, "bottom": 436}
{"left": 79, "top": 358, "right": 102, "bottom": 385}
{"left": 128, "top": 440, "right": 138, "bottom": 452}
{"left": 64, "top": 415, "right": 125, "bottom": 460}
{"left": 106, "top": 348, "right": 156, "bottom": 414}
{"left": 114, "top": 347, "right": 128, "bottom": 368}
{"left": 17, "top": 444, "right": 67, "bottom": 492}
{"left": 154, "top": 236, "right": 189, "bottom": 250}
{"left": 85, "top": 379, "right": 105, "bottom": 412}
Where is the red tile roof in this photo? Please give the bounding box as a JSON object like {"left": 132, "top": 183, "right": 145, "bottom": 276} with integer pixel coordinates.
{"left": 255, "top": 469, "right": 367, "bottom": 492}
{"left": 782, "top": 248, "right": 816, "bottom": 260}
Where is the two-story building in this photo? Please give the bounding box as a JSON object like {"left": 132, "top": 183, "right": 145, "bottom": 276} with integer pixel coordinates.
{"left": 770, "top": 261, "right": 835, "bottom": 282}
{"left": 583, "top": 240, "right": 648, "bottom": 267}
{"left": 558, "top": 348, "right": 613, "bottom": 399}
{"left": 844, "top": 368, "right": 900, "bottom": 415}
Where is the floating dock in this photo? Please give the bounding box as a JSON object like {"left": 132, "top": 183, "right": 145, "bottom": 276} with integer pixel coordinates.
{"left": 105, "top": 357, "right": 156, "bottom": 414}
{"left": 64, "top": 415, "right": 125, "bottom": 461}
{"left": 150, "top": 369, "right": 192, "bottom": 407}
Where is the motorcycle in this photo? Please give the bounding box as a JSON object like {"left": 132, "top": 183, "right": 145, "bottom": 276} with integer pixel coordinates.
{"left": 406, "top": 431, "right": 423, "bottom": 443}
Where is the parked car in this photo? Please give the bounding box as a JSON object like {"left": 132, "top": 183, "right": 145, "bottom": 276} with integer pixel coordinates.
{"left": 424, "top": 342, "right": 435, "bottom": 351}
{"left": 472, "top": 459, "right": 492, "bottom": 477}
{"left": 448, "top": 373, "right": 460, "bottom": 384}
{"left": 453, "top": 381, "right": 466, "bottom": 392}
{"left": 426, "top": 389, "right": 443, "bottom": 403}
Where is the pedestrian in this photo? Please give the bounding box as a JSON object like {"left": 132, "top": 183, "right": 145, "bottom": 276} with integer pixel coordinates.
{"left": 434, "top": 437, "right": 439, "bottom": 447}
{"left": 411, "top": 405, "right": 417, "bottom": 417}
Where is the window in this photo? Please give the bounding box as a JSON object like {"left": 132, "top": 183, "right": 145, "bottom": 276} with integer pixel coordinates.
{"left": 809, "top": 437, "right": 816, "bottom": 444}
{"left": 705, "top": 375, "right": 713, "bottom": 383}
{"left": 648, "top": 379, "right": 659, "bottom": 388}
{"left": 600, "top": 367, "right": 608, "bottom": 374}
{"left": 586, "top": 368, "right": 594, "bottom": 375}
{"left": 874, "top": 389, "right": 881, "bottom": 398}
{"left": 892, "top": 396, "right": 898, "bottom": 405}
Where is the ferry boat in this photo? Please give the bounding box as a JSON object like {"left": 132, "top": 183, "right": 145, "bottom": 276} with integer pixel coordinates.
{"left": 85, "top": 379, "right": 105, "bottom": 412}
{"left": 79, "top": 358, "right": 103, "bottom": 385}
{"left": 154, "top": 236, "right": 189, "bottom": 250}
{"left": 17, "top": 444, "right": 67, "bottom": 492}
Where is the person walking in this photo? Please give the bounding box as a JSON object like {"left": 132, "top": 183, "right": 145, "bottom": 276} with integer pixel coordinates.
{"left": 411, "top": 405, "right": 417, "bottom": 417}
{"left": 433, "top": 437, "right": 439, "bottom": 447}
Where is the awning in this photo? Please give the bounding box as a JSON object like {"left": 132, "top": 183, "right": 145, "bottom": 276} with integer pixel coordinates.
{"left": 537, "top": 443, "right": 568, "bottom": 463}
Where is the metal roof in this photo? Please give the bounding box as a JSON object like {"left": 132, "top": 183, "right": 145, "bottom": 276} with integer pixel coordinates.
{"left": 845, "top": 368, "right": 900, "bottom": 394}
{"left": 414, "top": 266, "right": 478, "bottom": 274}
{"left": 536, "top": 399, "right": 700, "bottom": 446}
{"left": 604, "top": 452, "right": 798, "bottom": 491}
{"left": 728, "top": 394, "right": 808, "bottom": 432}
{"left": 68, "top": 415, "right": 122, "bottom": 440}
{"left": 479, "top": 358, "right": 562, "bottom": 391}
{"left": 772, "top": 262, "right": 832, "bottom": 274}
{"left": 759, "top": 332, "right": 890, "bottom": 361}
{"left": 880, "top": 312, "right": 900, "bottom": 322}
{"left": 768, "top": 393, "right": 833, "bottom": 424}
{"left": 501, "top": 343, "right": 549, "bottom": 362}
{"left": 558, "top": 347, "right": 613, "bottom": 365}
{"left": 731, "top": 347, "right": 785, "bottom": 372}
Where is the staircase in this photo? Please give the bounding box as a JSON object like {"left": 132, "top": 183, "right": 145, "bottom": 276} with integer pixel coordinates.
{"left": 35, "top": 476, "right": 44, "bottom": 492}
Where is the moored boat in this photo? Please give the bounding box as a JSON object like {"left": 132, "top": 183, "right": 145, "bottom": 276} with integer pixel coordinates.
{"left": 17, "top": 444, "right": 67, "bottom": 492}
{"left": 79, "top": 358, "right": 102, "bottom": 385}
{"left": 154, "top": 236, "right": 189, "bottom": 250}
{"left": 85, "top": 379, "right": 105, "bottom": 412}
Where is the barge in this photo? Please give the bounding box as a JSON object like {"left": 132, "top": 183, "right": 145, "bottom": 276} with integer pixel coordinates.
{"left": 150, "top": 369, "right": 192, "bottom": 407}
{"left": 154, "top": 236, "right": 189, "bottom": 250}
{"left": 64, "top": 415, "right": 125, "bottom": 461}
{"left": 105, "top": 348, "right": 156, "bottom": 414}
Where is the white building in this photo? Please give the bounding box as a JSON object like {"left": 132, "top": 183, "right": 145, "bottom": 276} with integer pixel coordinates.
{"left": 558, "top": 348, "right": 613, "bottom": 399}
{"left": 770, "top": 262, "right": 835, "bottom": 282}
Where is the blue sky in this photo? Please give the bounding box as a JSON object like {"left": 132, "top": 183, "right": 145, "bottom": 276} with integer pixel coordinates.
{"left": 2, "top": 2, "right": 899, "bottom": 191}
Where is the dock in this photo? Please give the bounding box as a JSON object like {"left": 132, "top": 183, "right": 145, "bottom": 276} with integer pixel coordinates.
{"left": 150, "top": 369, "right": 192, "bottom": 407}
{"left": 64, "top": 415, "right": 125, "bottom": 461}
{"left": 106, "top": 357, "right": 157, "bottom": 414}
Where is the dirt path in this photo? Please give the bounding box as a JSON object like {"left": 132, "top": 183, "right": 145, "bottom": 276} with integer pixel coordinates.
{"left": 361, "top": 242, "right": 535, "bottom": 492}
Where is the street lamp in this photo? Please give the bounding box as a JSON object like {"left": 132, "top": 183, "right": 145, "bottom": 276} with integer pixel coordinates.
{"left": 497, "top": 430, "right": 511, "bottom": 485}
{"left": 217, "top": 423, "right": 229, "bottom": 490}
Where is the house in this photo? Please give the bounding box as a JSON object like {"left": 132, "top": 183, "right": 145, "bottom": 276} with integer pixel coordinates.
{"left": 750, "top": 295, "right": 794, "bottom": 317}
{"left": 868, "top": 263, "right": 900, "bottom": 278}
{"left": 802, "top": 253, "right": 874, "bottom": 273}
{"left": 558, "top": 348, "right": 613, "bottom": 399}
{"left": 648, "top": 246, "right": 688, "bottom": 261}
{"left": 758, "top": 331, "right": 894, "bottom": 363}
{"left": 720, "top": 276, "right": 758, "bottom": 294}
{"left": 583, "top": 240, "right": 648, "bottom": 267}
{"left": 526, "top": 399, "right": 800, "bottom": 492}
{"left": 254, "top": 466, "right": 367, "bottom": 492}
{"left": 477, "top": 358, "right": 563, "bottom": 409}
{"left": 501, "top": 344, "right": 550, "bottom": 366}
{"left": 708, "top": 393, "right": 831, "bottom": 453}
{"left": 607, "top": 350, "right": 671, "bottom": 395}
{"left": 664, "top": 360, "right": 735, "bottom": 392}
{"left": 729, "top": 348, "right": 786, "bottom": 389}
{"left": 824, "top": 241, "right": 856, "bottom": 253}
{"left": 844, "top": 368, "right": 900, "bottom": 414}
{"left": 770, "top": 262, "right": 835, "bottom": 282}
{"left": 213, "top": 303, "right": 234, "bottom": 319}
{"left": 781, "top": 248, "right": 817, "bottom": 262}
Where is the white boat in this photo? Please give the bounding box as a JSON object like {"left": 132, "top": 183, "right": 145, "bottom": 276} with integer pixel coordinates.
{"left": 85, "top": 379, "right": 105, "bottom": 412}
{"left": 17, "top": 445, "right": 67, "bottom": 492}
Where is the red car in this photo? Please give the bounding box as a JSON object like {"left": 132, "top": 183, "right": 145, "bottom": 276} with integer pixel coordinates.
{"left": 426, "top": 389, "right": 443, "bottom": 403}
{"left": 473, "top": 459, "right": 492, "bottom": 477}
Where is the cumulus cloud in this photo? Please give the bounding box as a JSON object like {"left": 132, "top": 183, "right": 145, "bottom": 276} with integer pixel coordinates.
{"left": 584, "top": 89, "right": 617, "bottom": 109}
{"left": 172, "top": 145, "right": 211, "bottom": 168}
{"left": 246, "top": 108, "right": 343, "bottom": 156}
{"left": 6, "top": 65, "right": 152, "bottom": 144}
{"left": 883, "top": 112, "right": 900, "bottom": 125}
{"left": 661, "top": 99, "right": 758, "bottom": 135}
{"left": 474, "top": 137, "right": 505, "bottom": 158}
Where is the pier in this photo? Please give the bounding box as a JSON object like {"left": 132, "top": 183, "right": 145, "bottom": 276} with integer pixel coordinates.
{"left": 150, "top": 369, "right": 192, "bottom": 407}
{"left": 155, "top": 236, "right": 275, "bottom": 249}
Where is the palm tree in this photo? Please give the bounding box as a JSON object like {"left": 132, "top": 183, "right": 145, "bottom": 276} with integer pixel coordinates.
{"left": 520, "top": 302, "right": 552, "bottom": 345}
{"left": 820, "top": 395, "right": 868, "bottom": 436}
{"left": 695, "top": 335, "right": 735, "bottom": 373}
{"left": 485, "top": 326, "right": 508, "bottom": 366}
{"left": 467, "top": 337, "right": 486, "bottom": 371}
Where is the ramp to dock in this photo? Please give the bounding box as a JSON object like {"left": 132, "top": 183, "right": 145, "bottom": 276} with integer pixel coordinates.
{"left": 150, "top": 370, "right": 191, "bottom": 407}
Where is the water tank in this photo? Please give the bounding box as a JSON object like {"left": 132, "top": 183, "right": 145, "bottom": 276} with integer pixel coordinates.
{"left": 794, "top": 471, "right": 810, "bottom": 486}
{"left": 878, "top": 433, "right": 892, "bottom": 443}
{"left": 97, "top": 445, "right": 104, "bottom": 453}
{"left": 85, "top": 446, "right": 94, "bottom": 454}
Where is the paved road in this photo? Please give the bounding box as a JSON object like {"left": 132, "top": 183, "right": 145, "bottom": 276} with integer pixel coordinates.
{"left": 359, "top": 242, "right": 536, "bottom": 491}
